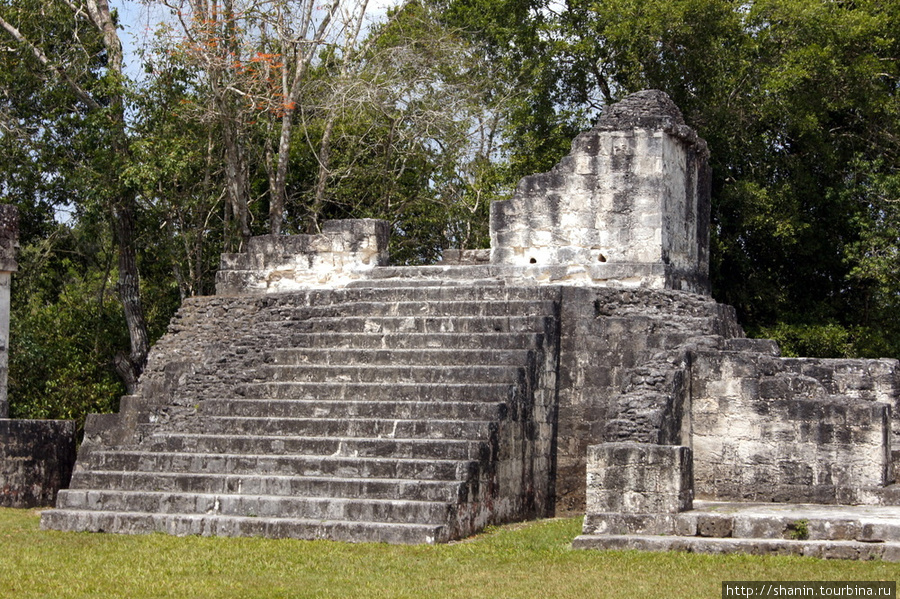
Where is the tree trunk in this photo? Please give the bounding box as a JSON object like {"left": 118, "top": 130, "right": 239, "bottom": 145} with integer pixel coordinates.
{"left": 86, "top": 0, "right": 152, "bottom": 392}
{"left": 309, "top": 114, "right": 336, "bottom": 233}
{"left": 112, "top": 195, "right": 150, "bottom": 393}
{"left": 222, "top": 119, "right": 251, "bottom": 246}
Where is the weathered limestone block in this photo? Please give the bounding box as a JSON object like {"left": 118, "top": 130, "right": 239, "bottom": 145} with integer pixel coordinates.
{"left": 581, "top": 442, "right": 693, "bottom": 535}
{"left": 0, "top": 419, "right": 76, "bottom": 507}
{"left": 440, "top": 249, "right": 491, "bottom": 264}
{"left": 586, "top": 442, "right": 693, "bottom": 514}
{"left": 0, "top": 204, "right": 18, "bottom": 274}
{"left": 216, "top": 219, "right": 390, "bottom": 294}
{"left": 490, "top": 90, "right": 710, "bottom": 293}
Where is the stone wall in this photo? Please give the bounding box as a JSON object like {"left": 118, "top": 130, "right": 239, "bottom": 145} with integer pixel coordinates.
{"left": 490, "top": 90, "right": 710, "bottom": 293}
{"left": 0, "top": 419, "right": 76, "bottom": 507}
{"left": 690, "top": 349, "right": 899, "bottom": 504}
{"left": 216, "top": 220, "right": 390, "bottom": 294}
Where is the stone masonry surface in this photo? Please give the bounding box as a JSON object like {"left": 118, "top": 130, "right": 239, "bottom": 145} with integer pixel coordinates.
{"left": 216, "top": 220, "right": 390, "bottom": 294}
{"left": 42, "top": 284, "right": 562, "bottom": 543}
{"left": 490, "top": 90, "right": 710, "bottom": 293}
{"left": 0, "top": 419, "right": 76, "bottom": 508}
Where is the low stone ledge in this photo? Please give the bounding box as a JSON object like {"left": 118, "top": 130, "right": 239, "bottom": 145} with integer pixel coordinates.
{"left": 0, "top": 419, "right": 76, "bottom": 508}
{"left": 440, "top": 249, "right": 490, "bottom": 265}
{"left": 351, "top": 262, "right": 698, "bottom": 290}
{"left": 582, "top": 512, "right": 683, "bottom": 536}
{"left": 581, "top": 501, "right": 900, "bottom": 546}
{"left": 572, "top": 534, "right": 900, "bottom": 561}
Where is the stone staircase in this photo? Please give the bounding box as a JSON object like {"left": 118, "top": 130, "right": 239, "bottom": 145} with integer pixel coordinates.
{"left": 41, "top": 284, "right": 561, "bottom": 543}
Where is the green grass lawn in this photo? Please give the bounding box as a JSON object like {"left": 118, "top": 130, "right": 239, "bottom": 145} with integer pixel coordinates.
{"left": 0, "top": 509, "right": 897, "bottom": 598}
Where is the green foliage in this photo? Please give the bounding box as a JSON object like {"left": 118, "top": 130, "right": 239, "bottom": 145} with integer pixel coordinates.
{"left": 272, "top": 1, "right": 511, "bottom": 262}
{"left": 754, "top": 323, "right": 854, "bottom": 358}
{"left": 787, "top": 519, "right": 810, "bottom": 540}
{"left": 8, "top": 233, "right": 127, "bottom": 430}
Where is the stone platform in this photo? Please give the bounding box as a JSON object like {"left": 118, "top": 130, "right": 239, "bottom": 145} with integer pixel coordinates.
{"left": 40, "top": 91, "right": 900, "bottom": 554}
{"left": 574, "top": 501, "right": 900, "bottom": 561}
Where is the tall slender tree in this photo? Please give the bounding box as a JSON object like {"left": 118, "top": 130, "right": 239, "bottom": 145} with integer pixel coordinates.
{"left": 0, "top": 0, "right": 150, "bottom": 390}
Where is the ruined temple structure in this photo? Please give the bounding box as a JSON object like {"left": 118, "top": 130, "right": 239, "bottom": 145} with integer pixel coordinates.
{"left": 42, "top": 91, "right": 900, "bottom": 559}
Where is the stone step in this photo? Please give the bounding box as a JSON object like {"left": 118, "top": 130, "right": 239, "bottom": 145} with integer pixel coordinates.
{"left": 342, "top": 276, "right": 504, "bottom": 291}
{"left": 68, "top": 471, "right": 470, "bottom": 502}
{"left": 55, "top": 489, "right": 454, "bottom": 524}
{"left": 147, "top": 433, "right": 490, "bottom": 461}
{"left": 278, "top": 332, "right": 543, "bottom": 351}
{"left": 198, "top": 416, "right": 497, "bottom": 440}
{"left": 261, "top": 315, "right": 552, "bottom": 335}
{"left": 256, "top": 364, "right": 524, "bottom": 385}
{"left": 264, "top": 348, "right": 533, "bottom": 367}
{"left": 273, "top": 300, "right": 559, "bottom": 319}
{"left": 345, "top": 276, "right": 501, "bottom": 290}
{"left": 237, "top": 381, "right": 517, "bottom": 402}
{"left": 200, "top": 398, "right": 507, "bottom": 421}
{"left": 40, "top": 509, "right": 450, "bottom": 544}
{"left": 680, "top": 502, "right": 900, "bottom": 542}
{"left": 245, "top": 282, "right": 558, "bottom": 303}
{"left": 82, "top": 450, "right": 477, "bottom": 481}
{"left": 582, "top": 501, "right": 900, "bottom": 543}
{"left": 572, "top": 534, "right": 900, "bottom": 561}
{"left": 876, "top": 483, "right": 900, "bottom": 505}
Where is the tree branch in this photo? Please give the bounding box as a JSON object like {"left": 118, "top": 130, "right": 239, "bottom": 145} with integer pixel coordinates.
{"left": 0, "top": 11, "right": 102, "bottom": 110}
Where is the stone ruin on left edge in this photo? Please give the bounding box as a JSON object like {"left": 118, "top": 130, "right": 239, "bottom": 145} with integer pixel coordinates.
{"left": 0, "top": 205, "right": 76, "bottom": 508}
{"left": 40, "top": 91, "right": 900, "bottom": 560}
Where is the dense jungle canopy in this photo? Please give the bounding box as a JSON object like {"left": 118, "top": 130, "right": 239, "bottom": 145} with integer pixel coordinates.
{"left": 1, "top": 0, "right": 900, "bottom": 427}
